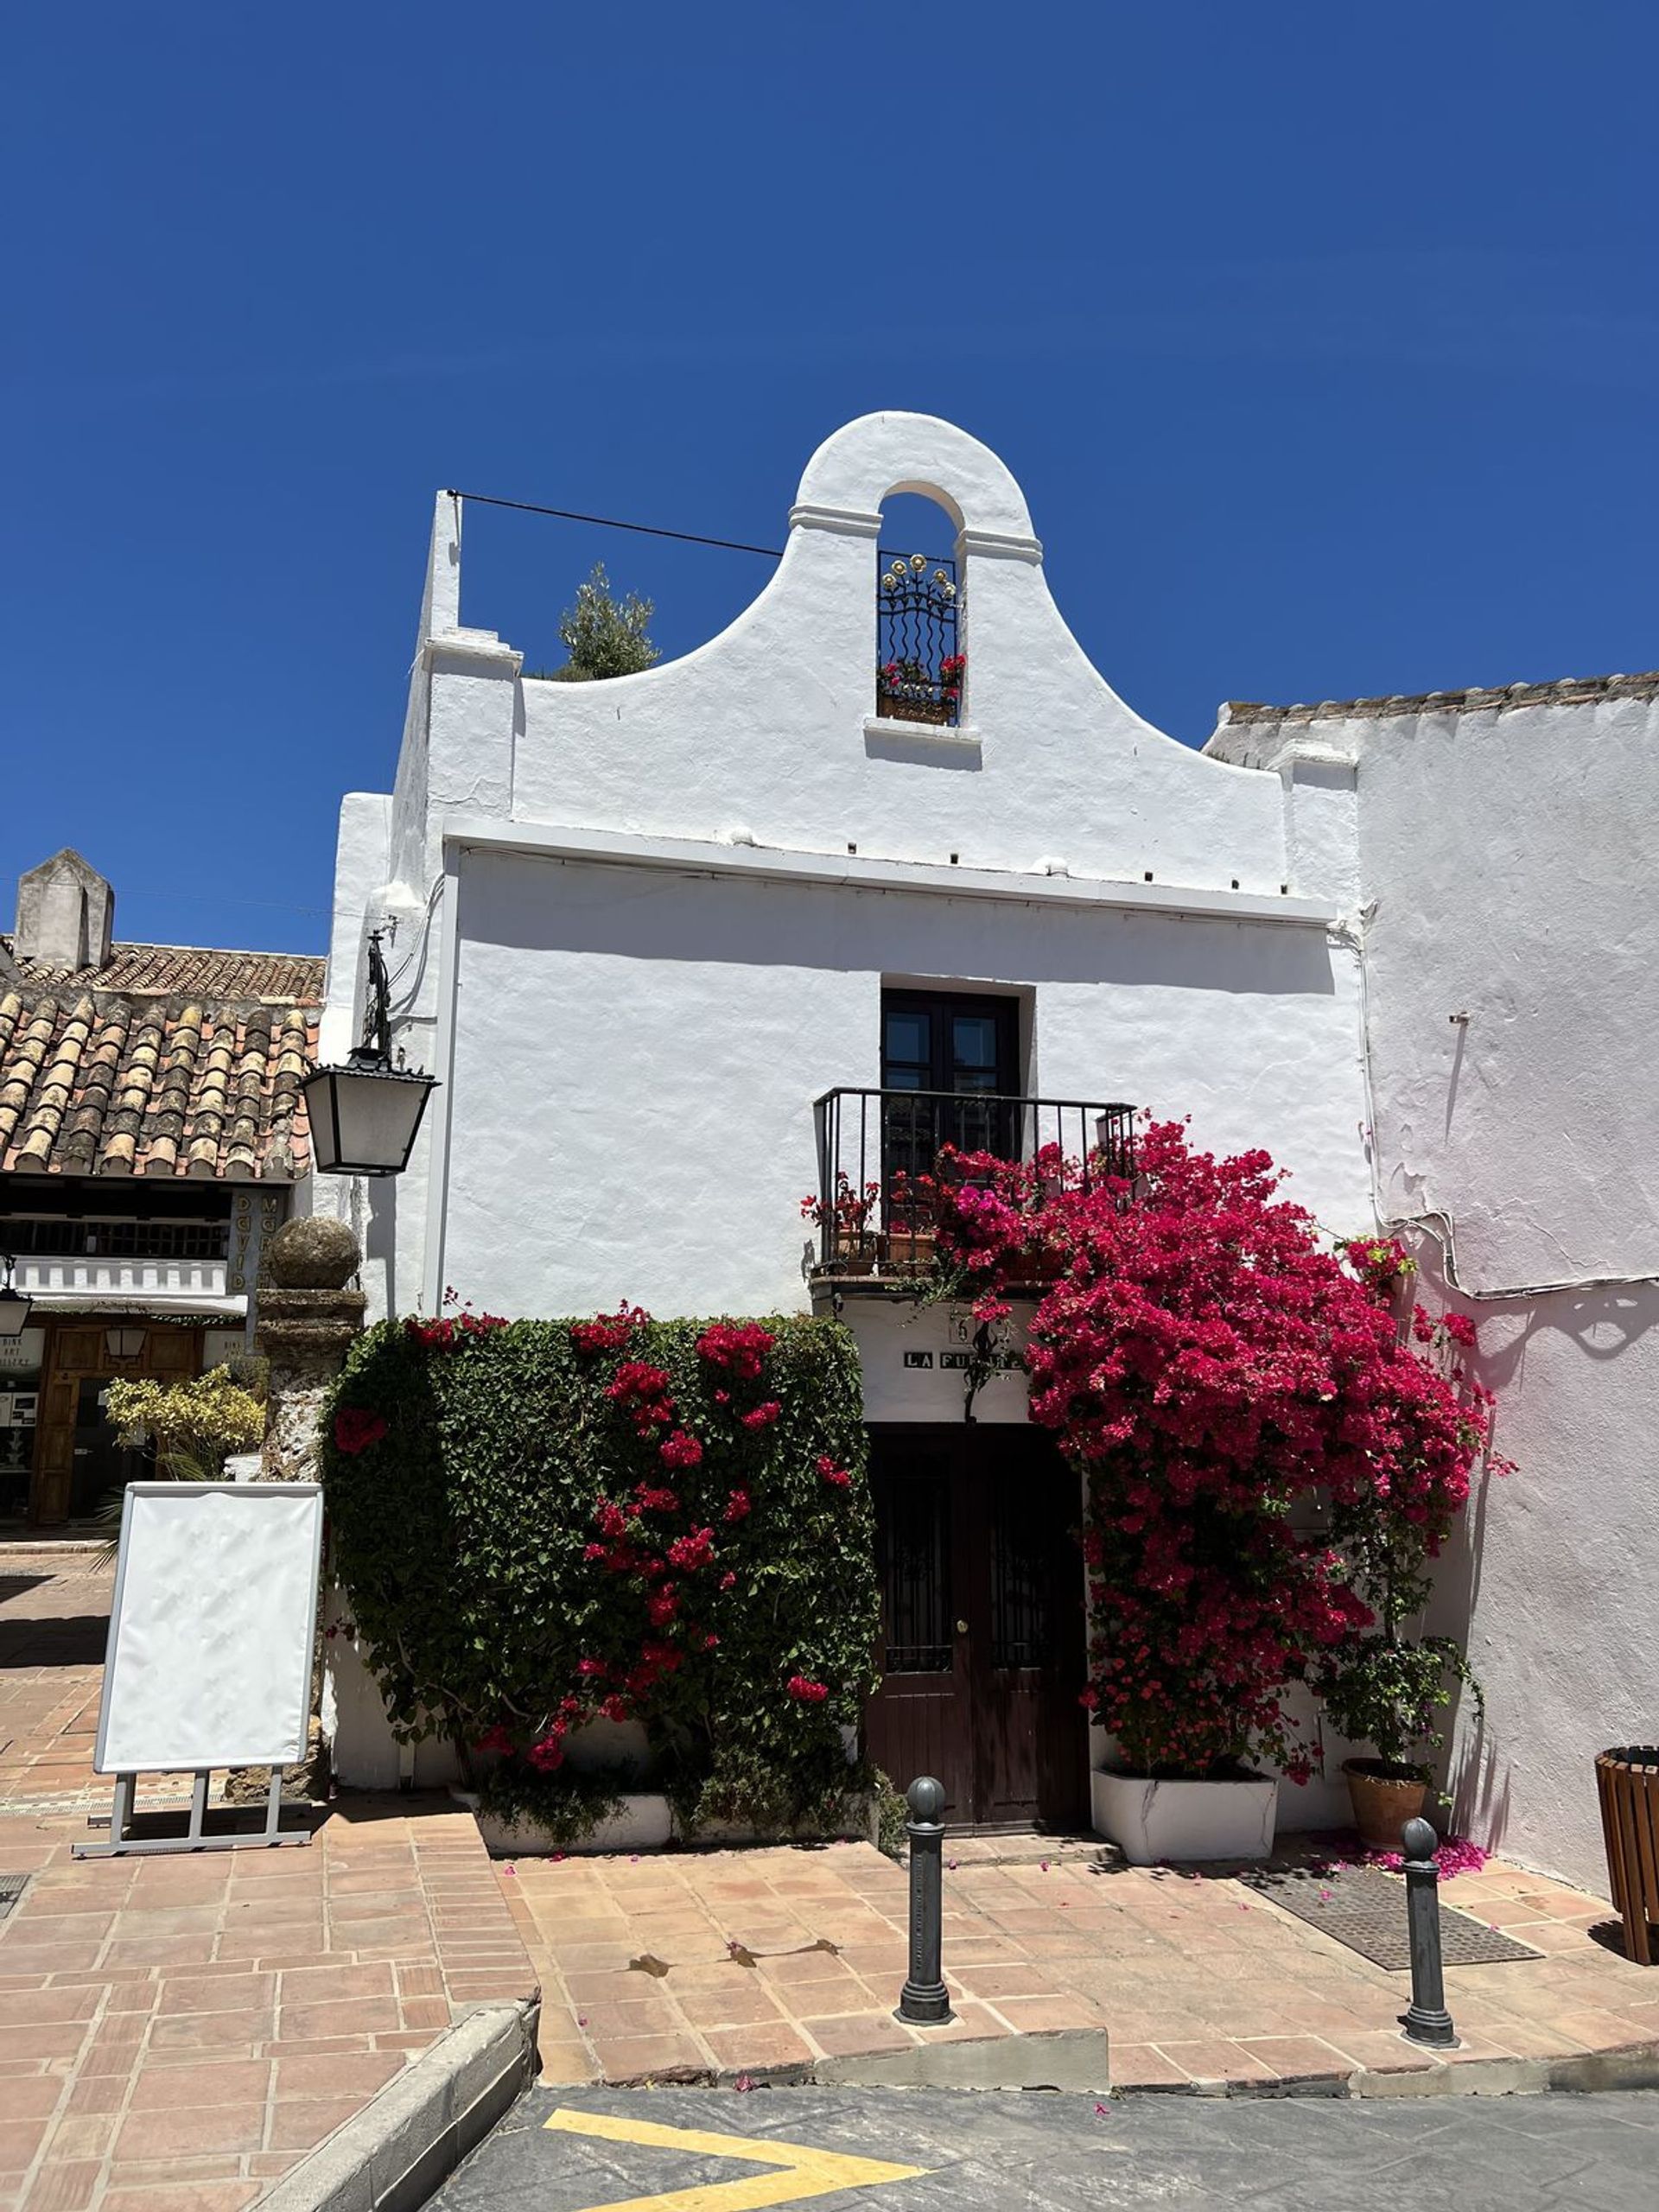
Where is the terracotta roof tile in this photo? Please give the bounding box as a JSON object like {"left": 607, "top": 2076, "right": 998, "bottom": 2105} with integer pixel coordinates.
{"left": 0, "top": 938, "right": 322, "bottom": 1180}
{"left": 1217, "top": 669, "right": 1659, "bottom": 731}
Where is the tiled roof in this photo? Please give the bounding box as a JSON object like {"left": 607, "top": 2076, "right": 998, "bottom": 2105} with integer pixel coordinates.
{"left": 0, "top": 940, "right": 323, "bottom": 1180}
{"left": 1218, "top": 669, "right": 1659, "bottom": 729}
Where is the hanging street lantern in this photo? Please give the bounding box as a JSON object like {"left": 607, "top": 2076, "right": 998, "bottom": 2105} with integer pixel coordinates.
{"left": 0, "top": 1255, "right": 32, "bottom": 1340}
{"left": 302, "top": 931, "right": 439, "bottom": 1178}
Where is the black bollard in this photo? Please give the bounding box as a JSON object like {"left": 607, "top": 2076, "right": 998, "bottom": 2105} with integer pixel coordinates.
{"left": 1400, "top": 1815, "right": 1459, "bottom": 2048}
{"left": 895, "top": 1776, "right": 954, "bottom": 2025}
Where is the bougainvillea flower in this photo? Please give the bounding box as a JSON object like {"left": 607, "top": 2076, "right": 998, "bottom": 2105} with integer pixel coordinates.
{"left": 334, "top": 1407, "right": 388, "bottom": 1455}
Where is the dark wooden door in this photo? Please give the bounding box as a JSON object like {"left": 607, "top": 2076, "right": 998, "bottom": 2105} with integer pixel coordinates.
{"left": 865, "top": 1426, "right": 1088, "bottom": 1831}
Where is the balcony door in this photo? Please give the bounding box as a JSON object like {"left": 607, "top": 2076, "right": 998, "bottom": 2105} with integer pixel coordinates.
{"left": 880, "top": 991, "right": 1019, "bottom": 1199}
{"left": 864, "top": 1425, "right": 1088, "bottom": 1830}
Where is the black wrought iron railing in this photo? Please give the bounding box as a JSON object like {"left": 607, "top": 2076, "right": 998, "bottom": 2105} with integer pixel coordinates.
{"left": 810, "top": 1088, "right": 1135, "bottom": 1278}
{"left": 876, "top": 551, "right": 962, "bottom": 726}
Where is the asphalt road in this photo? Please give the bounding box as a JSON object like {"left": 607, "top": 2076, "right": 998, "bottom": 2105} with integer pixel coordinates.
{"left": 432, "top": 2083, "right": 1659, "bottom": 2212}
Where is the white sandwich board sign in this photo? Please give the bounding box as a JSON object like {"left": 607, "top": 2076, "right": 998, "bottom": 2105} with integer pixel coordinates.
{"left": 77, "top": 1482, "right": 323, "bottom": 1857}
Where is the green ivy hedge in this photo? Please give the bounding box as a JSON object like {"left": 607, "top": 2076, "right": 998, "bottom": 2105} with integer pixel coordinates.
{"left": 321, "top": 1310, "right": 879, "bottom": 1838}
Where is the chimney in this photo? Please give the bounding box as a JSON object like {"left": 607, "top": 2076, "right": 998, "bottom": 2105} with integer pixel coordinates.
{"left": 14, "top": 849, "right": 115, "bottom": 970}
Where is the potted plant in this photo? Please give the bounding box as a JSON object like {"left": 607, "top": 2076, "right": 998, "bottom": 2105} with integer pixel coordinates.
{"left": 1315, "top": 1633, "right": 1484, "bottom": 1851}
{"left": 1316, "top": 1300, "right": 1497, "bottom": 1850}
{"left": 801, "top": 1173, "right": 881, "bottom": 1274}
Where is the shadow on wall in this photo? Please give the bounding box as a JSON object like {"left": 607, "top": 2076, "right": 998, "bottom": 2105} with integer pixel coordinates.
{"left": 1421, "top": 1255, "right": 1659, "bottom": 1863}
{"left": 458, "top": 855, "right": 1340, "bottom": 1002}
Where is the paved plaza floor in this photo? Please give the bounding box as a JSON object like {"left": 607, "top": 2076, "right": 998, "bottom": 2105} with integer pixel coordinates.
{"left": 5, "top": 1544, "right": 1659, "bottom": 2212}
{"left": 0, "top": 1549, "right": 537, "bottom": 2212}
{"left": 502, "top": 1828, "right": 1659, "bottom": 2094}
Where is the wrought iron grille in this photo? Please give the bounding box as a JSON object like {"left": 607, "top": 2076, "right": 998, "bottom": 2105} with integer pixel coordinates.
{"left": 810, "top": 1088, "right": 1136, "bottom": 1277}
{"left": 876, "top": 551, "right": 962, "bottom": 726}
{"left": 878, "top": 1471, "right": 952, "bottom": 1674}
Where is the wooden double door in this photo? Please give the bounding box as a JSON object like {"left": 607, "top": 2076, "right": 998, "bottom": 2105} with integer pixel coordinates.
{"left": 863, "top": 1424, "right": 1088, "bottom": 1831}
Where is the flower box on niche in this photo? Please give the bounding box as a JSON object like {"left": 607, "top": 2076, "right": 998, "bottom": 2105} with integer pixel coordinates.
{"left": 876, "top": 692, "right": 950, "bottom": 727}
{"left": 1090, "top": 1765, "right": 1278, "bottom": 1865}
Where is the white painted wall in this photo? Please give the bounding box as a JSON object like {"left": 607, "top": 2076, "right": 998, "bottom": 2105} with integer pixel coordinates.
{"left": 434, "top": 842, "right": 1368, "bottom": 1322}
{"left": 1211, "top": 683, "right": 1659, "bottom": 1891}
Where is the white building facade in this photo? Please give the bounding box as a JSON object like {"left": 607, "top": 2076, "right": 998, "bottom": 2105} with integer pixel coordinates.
{"left": 321, "top": 412, "right": 1648, "bottom": 1885}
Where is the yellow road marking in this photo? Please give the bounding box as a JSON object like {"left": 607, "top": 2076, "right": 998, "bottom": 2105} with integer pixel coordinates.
{"left": 543, "top": 2106, "right": 930, "bottom": 2212}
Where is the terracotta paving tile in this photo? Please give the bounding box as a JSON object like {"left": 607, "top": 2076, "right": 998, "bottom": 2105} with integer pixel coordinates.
{"left": 144, "top": 2008, "right": 276, "bottom": 2056}
{"left": 102, "top": 2185, "right": 261, "bottom": 2211}
{"left": 1332, "top": 2029, "right": 1444, "bottom": 2074}
{"left": 1108, "top": 2043, "right": 1193, "bottom": 2088}
{"left": 129, "top": 2059, "right": 272, "bottom": 2108}
{"left": 62, "top": 2074, "right": 124, "bottom": 2115}
{"left": 672, "top": 1980, "right": 794, "bottom": 2031}
{"left": 276, "top": 1962, "right": 395, "bottom": 2004}
{"left": 264, "top": 2096, "right": 366, "bottom": 2153}
{"left": 272, "top": 2052, "right": 405, "bottom": 2101}
{"left": 26, "top": 2158, "right": 102, "bottom": 2211}
{"left": 0, "top": 2024, "right": 91, "bottom": 2066}
{"left": 1154, "top": 2039, "right": 1280, "bottom": 2084}
{"left": 982, "top": 1993, "right": 1105, "bottom": 2036}
{"left": 40, "top": 2112, "right": 117, "bottom": 2162}
{"left": 1, "top": 1984, "right": 101, "bottom": 2025}
{"left": 798, "top": 2012, "right": 914, "bottom": 2059}
{"left": 699, "top": 2022, "right": 816, "bottom": 2072}
{"left": 1238, "top": 2033, "right": 1361, "bottom": 2079}
{"left": 156, "top": 1970, "right": 276, "bottom": 2017}
{"left": 0, "top": 2118, "right": 52, "bottom": 2177}
{"left": 586, "top": 2033, "right": 710, "bottom": 2082}
{"left": 276, "top": 1996, "right": 404, "bottom": 2039}
{"left": 116, "top": 2101, "right": 265, "bottom": 2158}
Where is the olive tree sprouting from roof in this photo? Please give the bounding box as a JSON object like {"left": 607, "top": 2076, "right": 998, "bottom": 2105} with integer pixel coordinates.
{"left": 548, "top": 561, "right": 659, "bottom": 681}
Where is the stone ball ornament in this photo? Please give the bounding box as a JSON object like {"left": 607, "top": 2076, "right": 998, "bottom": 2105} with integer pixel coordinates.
{"left": 265, "top": 1216, "right": 363, "bottom": 1291}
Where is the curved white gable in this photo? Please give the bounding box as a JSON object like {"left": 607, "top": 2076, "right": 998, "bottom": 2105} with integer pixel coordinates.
{"left": 493, "top": 411, "right": 1289, "bottom": 893}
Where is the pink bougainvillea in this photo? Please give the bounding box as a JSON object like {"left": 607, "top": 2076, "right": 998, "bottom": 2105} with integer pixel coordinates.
{"left": 931, "top": 1123, "right": 1494, "bottom": 1780}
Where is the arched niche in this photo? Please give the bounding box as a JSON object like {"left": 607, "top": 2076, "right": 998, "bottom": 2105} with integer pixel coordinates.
{"left": 874, "top": 490, "right": 964, "bottom": 727}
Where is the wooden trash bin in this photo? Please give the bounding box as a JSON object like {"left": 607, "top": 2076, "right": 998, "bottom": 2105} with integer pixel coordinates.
{"left": 1596, "top": 1746, "right": 1659, "bottom": 1965}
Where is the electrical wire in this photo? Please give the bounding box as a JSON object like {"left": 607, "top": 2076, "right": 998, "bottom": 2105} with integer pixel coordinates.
{"left": 442, "top": 489, "right": 783, "bottom": 561}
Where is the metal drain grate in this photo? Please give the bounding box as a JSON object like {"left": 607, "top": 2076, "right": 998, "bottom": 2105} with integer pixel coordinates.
{"left": 1245, "top": 1865, "right": 1542, "bottom": 1968}
{"left": 0, "top": 1873, "right": 29, "bottom": 1923}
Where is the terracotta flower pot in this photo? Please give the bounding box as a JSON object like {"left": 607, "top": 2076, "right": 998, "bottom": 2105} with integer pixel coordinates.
{"left": 1343, "top": 1758, "right": 1432, "bottom": 1852}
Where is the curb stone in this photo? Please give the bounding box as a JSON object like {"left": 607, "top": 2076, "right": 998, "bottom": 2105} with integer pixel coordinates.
{"left": 566, "top": 2031, "right": 1659, "bottom": 2102}
{"left": 255, "top": 2002, "right": 537, "bottom": 2212}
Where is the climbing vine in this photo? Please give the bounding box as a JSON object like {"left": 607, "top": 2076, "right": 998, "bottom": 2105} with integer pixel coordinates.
{"left": 321, "top": 1307, "right": 878, "bottom": 1835}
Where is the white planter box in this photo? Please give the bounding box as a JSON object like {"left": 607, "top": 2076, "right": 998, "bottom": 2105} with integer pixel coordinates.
{"left": 453, "top": 1787, "right": 875, "bottom": 1856}
{"left": 1090, "top": 1767, "right": 1278, "bottom": 1865}
{"left": 454, "top": 1789, "right": 673, "bottom": 1857}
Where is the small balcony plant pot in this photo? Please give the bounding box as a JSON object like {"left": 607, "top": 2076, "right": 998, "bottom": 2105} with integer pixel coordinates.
{"left": 830, "top": 1239, "right": 877, "bottom": 1279}
{"left": 1341, "top": 1758, "right": 1432, "bottom": 1852}
{"left": 1090, "top": 1764, "right": 1278, "bottom": 1865}
{"left": 886, "top": 1229, "right": 938, "bottom": 1274}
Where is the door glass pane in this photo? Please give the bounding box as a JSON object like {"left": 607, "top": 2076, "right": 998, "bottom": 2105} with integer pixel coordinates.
{"left": 878, "top": 1472, "right": 952, "bottom": 1673}
{"left": 990, "top": 1465, "right": 1052, "bottom": 1669}
{"left": 951, "top": 1014, "right": 999, "bottom": 1072}
{"left": 884, "top": 1010, "right": 931, "bottom": 1074}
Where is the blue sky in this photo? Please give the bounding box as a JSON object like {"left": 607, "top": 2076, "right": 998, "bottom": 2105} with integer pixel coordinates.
{"left": 4, "top": 4, "right": 1654, "bottom": 956}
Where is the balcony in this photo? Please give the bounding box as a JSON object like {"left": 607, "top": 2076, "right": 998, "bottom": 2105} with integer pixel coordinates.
{"left": 14, "top": 1255, "right": 235, "bottom": 1312}
{"left": 809, "top": 1088, "right": 1135, "bottom": 1286}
